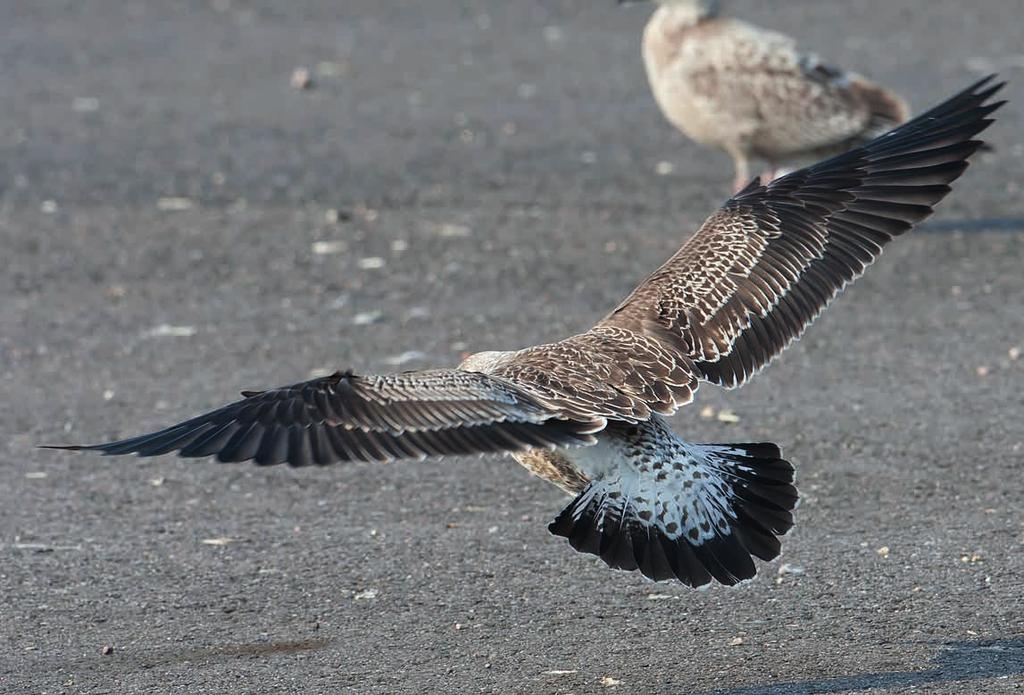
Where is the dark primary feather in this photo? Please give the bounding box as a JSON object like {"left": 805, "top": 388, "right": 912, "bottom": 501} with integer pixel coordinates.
{"left": 45, "top": 370, "right": 599, "bottom": 466}
{"left": 601, "top": 75, "right": 1004, "bottom": 390}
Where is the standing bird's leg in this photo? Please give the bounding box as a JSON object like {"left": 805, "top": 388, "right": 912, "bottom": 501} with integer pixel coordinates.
{"left": 724, "top": 142, "right": 752, "bottom": 193}
{"left": 759, "top": 161, "right": 779, "bottom": 184}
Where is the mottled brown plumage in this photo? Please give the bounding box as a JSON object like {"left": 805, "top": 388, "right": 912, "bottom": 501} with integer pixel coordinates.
{"left": 49, "top": 78, "right": 1003, "bottom": 588}
{"left": 638, "top": 0, "right": 911, "bottom": 191}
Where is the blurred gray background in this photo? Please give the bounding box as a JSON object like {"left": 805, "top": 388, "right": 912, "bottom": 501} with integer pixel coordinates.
{"left": 2, "top": 1, "right": 1022, "bottom": 692}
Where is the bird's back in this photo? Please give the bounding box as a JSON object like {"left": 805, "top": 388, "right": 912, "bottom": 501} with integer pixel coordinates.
{"left": 642, "top": 10, "right": 909, "bottom": 161}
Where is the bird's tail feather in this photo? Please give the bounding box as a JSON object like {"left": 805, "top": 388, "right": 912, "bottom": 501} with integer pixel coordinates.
{"left": 549, "top": 442, "right": 797, "bottom": 588}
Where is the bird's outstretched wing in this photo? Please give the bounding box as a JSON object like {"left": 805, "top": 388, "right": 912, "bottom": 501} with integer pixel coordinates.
{"left": 49, "top": 78, "right": 1005, "bottom": 464}
{"left": 599, "top": 75, "right": 1004, "bottom": 389}
{"left": 45, "top": 370, "right": 600, "bottom": 466}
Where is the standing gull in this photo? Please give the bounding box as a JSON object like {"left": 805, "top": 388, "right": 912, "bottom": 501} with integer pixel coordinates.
{"left": 49, "top": 78, "right": 1003, "bottom": 588}
{"left": 630, "top": 0, "right": 911, "bottom": 191}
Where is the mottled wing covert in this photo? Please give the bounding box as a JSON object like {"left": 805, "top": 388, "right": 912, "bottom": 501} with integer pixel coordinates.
{"left": 602, "top": 76, "right": 1004, "bottom": 389}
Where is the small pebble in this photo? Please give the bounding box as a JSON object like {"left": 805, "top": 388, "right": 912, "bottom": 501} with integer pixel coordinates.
{"left": 436, "top": 223, "right": 471, "bottom": 238}
{"left": 290, "top": 67, "right": 313, "bottom": 90}
{"left": 716, "top": 409, "right": 740, "bottom": 423}
{"left": 776, "top": 563, "right": 804, "bottom": 580}
{"left": 144, "top": 324, "right": 197, "bottom": 338}
{"left": 312, "top": 240, "right": 346, "bottom": 255}
{"left": 104, "top": 284, "right": 127, "bottom": 300}
{"left": 156, "top": 197, "right": 194, "bottom": 211}
{"left": 352, "top": 311, "right": 382, "bottom": 326}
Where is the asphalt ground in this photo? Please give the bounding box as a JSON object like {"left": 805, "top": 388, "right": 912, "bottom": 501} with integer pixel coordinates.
{"left": 2, "top": 1, "right": 1023, "bottom": 693}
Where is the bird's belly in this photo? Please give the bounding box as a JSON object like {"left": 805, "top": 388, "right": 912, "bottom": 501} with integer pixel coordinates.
{"left": 650, "top": 79, "right": 729, "bottom": 147}
{"left": 512, "top": 449, "right": 590, "bottom": 495}
{"left": 511, "top": 430, "right": 650, "bottom": 496}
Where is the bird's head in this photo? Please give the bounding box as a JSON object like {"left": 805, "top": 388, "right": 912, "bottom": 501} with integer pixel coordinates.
{"left": 619, "top": 0, "right": 720, "bottom": 22}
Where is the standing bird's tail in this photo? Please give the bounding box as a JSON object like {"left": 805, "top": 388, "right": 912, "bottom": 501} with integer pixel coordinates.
{"left": 851, "top": 73, "right": 912, "bottom": 135}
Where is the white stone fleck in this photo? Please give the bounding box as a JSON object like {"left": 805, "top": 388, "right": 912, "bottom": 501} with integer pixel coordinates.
{"left": 352, "top": 311, "right": 383, "bottom": 326}
{"left": 312, "top": 240, "right": 346, "bottom": 255}
{"left": 358, "top": 256, "right": 386, "bottom": 270}
{"left": 436, "top": 223, "right": 472, "bottom": 238}
{"left": 156, "top": 197, "right": 195, "bottom": 211}
{"left": 143, "top": 324, "right": 197, "bottom": 338}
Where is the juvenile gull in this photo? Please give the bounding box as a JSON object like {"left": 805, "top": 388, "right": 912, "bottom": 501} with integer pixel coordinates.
{"left": 631, "top": 0, "right": 911, "bottom": 191}
{"left": 49, "top": 78, "right": 1003, "bottom": 588}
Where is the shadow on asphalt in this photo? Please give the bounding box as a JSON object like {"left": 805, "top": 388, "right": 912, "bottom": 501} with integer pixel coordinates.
{"left": 21, "top": 637, "right": 334, "bottom": 681}
{"left": 922, "top": 217, "right": 1024, "bottom": 233}
{"left": 691, "top": 639, "right": 1024, "bottom": 694}
{"left": 135, "top": 637, "right": 334, "bottom": 668}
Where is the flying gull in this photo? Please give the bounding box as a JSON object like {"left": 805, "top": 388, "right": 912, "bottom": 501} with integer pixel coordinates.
{"left": 48, "top": 77, "right": 1003, "bottom": 588}
{"left": 628, "top": 0, "right": 911, "bottom": 191}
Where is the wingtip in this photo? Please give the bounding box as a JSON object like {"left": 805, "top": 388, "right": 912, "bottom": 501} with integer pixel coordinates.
{"left": 964, "top": 73, "right": 1002, "bottom": 95}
